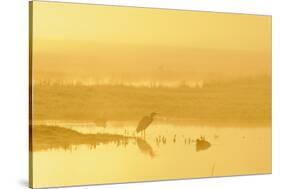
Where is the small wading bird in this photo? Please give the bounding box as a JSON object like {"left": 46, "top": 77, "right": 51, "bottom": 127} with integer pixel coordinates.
{"left": 136, "top": 112, "right": 158, "bottom": 138}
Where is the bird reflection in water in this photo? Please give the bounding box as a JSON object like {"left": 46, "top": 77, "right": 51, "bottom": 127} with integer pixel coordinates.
{"left": 33, "top": 124, "right": 212, "bottom": 159}
{"left": 136, "top": 137, "right": 155, "bottom": 158}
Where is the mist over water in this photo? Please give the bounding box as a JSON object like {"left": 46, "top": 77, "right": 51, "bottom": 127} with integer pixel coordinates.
{"left": 30, "top": 2, "right": 271, "bottom": 188}
{"left": 31, "top": 75, "right": 271, "bottom": 188}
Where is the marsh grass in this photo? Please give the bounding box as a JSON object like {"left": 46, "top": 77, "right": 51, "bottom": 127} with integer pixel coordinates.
{"left": 32, "top": 125, "right": 133, "bottom": 151}
{"left": 32, "top": 76, "right": 271, "bottom": 123}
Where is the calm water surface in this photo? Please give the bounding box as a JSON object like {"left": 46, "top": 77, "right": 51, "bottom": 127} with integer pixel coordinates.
{"left": 32, "top": 120, "right": 271, "bottom": 188}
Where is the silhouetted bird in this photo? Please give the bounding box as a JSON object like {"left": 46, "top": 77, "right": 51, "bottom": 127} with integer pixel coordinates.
{"left": 136, "top": 112, "right": 158, "bottom": 138}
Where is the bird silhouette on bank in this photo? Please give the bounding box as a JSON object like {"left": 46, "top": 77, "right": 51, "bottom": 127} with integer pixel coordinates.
{"left": 136, "top": 112, "right": 158, "bottom": 138}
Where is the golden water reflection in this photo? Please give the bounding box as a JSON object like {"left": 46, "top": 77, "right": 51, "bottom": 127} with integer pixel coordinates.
{"left": 31, "top": 121, "right": 271, "bottom": 188}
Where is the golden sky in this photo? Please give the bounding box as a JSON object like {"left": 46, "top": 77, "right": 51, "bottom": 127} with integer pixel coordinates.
{"left": 32, "top": 1, "right": 271, "bottom": 52}
{"left": 31, "top": 1, "right": 271, "bottom": 82}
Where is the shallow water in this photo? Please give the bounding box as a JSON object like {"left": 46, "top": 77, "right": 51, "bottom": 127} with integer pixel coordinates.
{"left": 32, "top": 120, "right": 271, "bottom": 188}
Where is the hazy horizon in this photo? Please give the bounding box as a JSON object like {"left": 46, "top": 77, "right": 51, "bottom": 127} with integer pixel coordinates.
{"left": 32, "top": 2, "right": 271, "bottom": 85}
{"left": 30, "top": 2, "right": 271, "bottom": 188}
